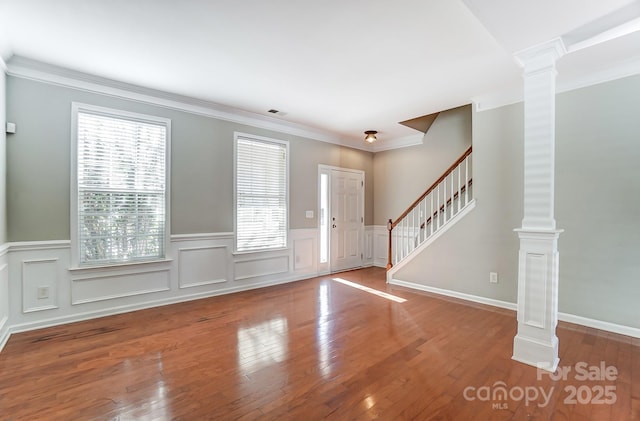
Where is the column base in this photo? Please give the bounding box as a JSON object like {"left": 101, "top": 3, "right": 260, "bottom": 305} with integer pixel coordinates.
{"left": 512, "top": 334, "right": 559, "bottom": 372}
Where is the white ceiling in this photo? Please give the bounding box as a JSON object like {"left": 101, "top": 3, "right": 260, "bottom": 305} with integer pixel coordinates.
{"left": 1, "top": 0, "right": 639, "bottom": 150}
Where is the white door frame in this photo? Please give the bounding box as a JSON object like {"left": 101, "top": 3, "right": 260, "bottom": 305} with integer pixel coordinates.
{"left": 318, "top": 165, "right": 365, "bottom": 274}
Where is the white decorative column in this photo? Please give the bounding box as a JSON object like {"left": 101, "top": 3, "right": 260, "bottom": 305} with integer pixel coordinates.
{"left": 512, "top": 38, "right": 566, "bottom": 372}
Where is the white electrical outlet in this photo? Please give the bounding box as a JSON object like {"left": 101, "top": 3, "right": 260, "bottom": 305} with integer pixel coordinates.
{"left": 489, "top": 272, "right": 498, "bottom": 284}
{"left": 37, "top": 286, "right": 50, "bottom": 299}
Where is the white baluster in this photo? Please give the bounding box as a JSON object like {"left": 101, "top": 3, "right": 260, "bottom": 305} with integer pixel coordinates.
{"left": 418, "top": 201, "right": 422, "bottom": 245}
{"left": 400, "top": 218, "right": 403, "bottom": 259}
{"left": 457, "top": 164, "right": 461, "bottom": 212}
{"left": 450, "top": 171, "right": 454, "bottom": 218}
{"left": 437, "top": 184, "right": 441, "bottom": 230}
{"left": 443, "top": 176, "right": 448, "bottom": 224}
{"left": 465, "top": 156, "right": 469, "bottom": 204}
{"left": 430, "top": 193, "right": 434, "bottom": 236}
{"left": 412, "top": 208, "right": 415, "bottom": 251}
{"left": 401, "top": 220, "right": 404, "bottom": 259}
{"left": 394, "top": 224, "right": 398, "bottom": 264}
{"left": 404, "top": 218, "right": 409, "bottom": 257}
{"left": 396, "top": 223, "right": 400, "bottom": 262}
{"left": 422, "top": 198, "right": 427, "bottom": 243}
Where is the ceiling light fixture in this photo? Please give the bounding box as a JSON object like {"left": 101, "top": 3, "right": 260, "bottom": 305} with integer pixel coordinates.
{"left": 364, "top": 130, "right": 377, "bottom": 143}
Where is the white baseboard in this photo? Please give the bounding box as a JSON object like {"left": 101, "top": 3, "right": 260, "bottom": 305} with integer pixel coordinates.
{"left": 389, "top": 277, "right": 640, "bottom": 339}
{"left": 557, "top": 312, "right": 640, "bottom": 339}
{"left": 389, "top": 277, "right": 516, "bottom": 311}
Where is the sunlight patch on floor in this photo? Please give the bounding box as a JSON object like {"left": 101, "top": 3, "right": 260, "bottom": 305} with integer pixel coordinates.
{"left": 332, "top": 278, "right": 407, "bottom": 303}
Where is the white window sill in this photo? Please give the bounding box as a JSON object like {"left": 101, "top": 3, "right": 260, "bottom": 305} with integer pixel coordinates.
{"left": 232, "top": 247, "right": 290, "bottom": 257}
{"left": 69, "top": 258, "right": 173, "bottom": 274}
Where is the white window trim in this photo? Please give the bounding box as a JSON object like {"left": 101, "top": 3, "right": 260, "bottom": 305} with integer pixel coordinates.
{"left": 233, "top": 132, "right": 290, "bottom": 254}
{"left": 70, "top": 102, "right": 172, "bottom": 269}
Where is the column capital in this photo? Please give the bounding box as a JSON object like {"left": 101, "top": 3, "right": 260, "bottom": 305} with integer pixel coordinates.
{"left": 514, "top": 38, "right": 567, "bottom": 73}
{"left": 514, "top": 228, "right": 564, "bottom": 238}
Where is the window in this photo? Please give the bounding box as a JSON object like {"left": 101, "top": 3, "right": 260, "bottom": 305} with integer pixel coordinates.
{"left": 71, "top": 103, "right": 170, "bottom": 266}
{"left": 235, "top": 133, "right": 288, "bottom": 252}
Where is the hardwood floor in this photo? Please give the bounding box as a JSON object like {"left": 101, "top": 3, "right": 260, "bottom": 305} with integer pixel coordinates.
{"left": 0, "top": 267, "right": 638, "bottom": 420}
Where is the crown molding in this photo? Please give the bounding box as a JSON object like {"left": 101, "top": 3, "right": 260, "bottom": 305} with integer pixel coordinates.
{"left": 474, "top": 54, "right": 640, "bottom": 112}
{"left": 5, "top": 56, "right": 379, "bottom": 151}
{"left": 472, "top": 87, "right": 522, "bottom": 112}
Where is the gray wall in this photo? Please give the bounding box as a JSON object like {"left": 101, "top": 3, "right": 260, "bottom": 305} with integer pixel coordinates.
{"left": 6, "top": 76, "right": 373, "bottom": 241}
{"left": 555, "top": 75, "right": 640, "bottom": 326}
{"left": 373, "top": 105, "right": 472, "bottom": 225}
{"left": 396, "top": 74, "right": 640, "bottom": 328}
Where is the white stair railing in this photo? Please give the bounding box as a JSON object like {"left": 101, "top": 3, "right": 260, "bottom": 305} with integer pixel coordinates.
{"left": 387, "top": 147, "right": 473, "bottom": 268}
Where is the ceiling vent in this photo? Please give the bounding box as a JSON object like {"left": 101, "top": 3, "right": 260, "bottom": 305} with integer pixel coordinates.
{"left": 268, "top": 109, "right": 287, "bottom": 116}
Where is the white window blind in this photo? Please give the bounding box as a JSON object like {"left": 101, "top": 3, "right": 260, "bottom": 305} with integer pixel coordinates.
{"left": 235, "top": 135, "right": 288, "bottom": 252}
{"left": 76, "top": 109, "right": 168, "bottom": 264}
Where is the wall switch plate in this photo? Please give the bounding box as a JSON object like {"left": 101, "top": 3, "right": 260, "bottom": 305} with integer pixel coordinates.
{"left": 489, "top": 272, "right": 498, "bottom": 284}
{"left": 37, "top": 286, "right": 50, "bottom": 299}
{"left": 305, "top": 210, "right": 314, "bottom": 219}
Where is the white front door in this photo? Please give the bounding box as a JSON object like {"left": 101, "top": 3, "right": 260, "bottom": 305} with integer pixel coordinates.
{"left": 330, "top": 169, "right": 364, "bottom": 272}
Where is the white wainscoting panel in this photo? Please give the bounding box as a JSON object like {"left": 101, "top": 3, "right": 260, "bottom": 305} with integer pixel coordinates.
{"left": 71, "top": 269, "right": 171, "bottom": 305}
{"left": 523, "top": 252, "right": 547, "bottom": 329}
{"left": 363, "top": 226, "right": 374, "bottom": 267}
{"left": 293, "top": 238, "right": 314, "bottom": 271}
{"left": 22, "top": 259, "right": 59, "bottom": 313}
{"left": 178, "top": 246, "right": 229, "bottom": 289}
{"left": 235, "top": 254, "right": 289, "bottom": 281}
{"left": 372, "top": 225, "right": 388, "bottom": 268}
{"left": 291, "top": 228, "right": 318, "bottom": 275}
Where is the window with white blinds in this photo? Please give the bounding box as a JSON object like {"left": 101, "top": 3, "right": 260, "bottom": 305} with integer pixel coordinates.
{"left": 235, "top": 134, "right": 288, "bottom": 252}
{"left": 73, "top": 104, "right": 170, "bottom": 265}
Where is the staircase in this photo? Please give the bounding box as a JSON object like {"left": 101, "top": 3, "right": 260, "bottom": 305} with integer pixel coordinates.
{"left": 386, "top": 146, "right": 475, "bottom": 275}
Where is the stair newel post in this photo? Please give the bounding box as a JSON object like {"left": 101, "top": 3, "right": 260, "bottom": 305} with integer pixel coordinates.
{"left": 386, "top": 218, "right": 393, "bottom": 270}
